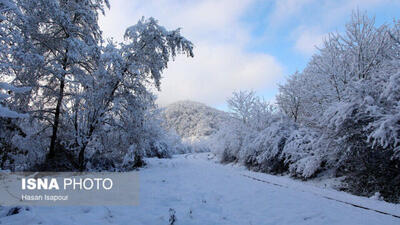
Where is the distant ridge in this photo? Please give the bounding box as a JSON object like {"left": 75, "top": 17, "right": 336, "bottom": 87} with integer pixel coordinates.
{"left": 162, "top": 100, "right": 228, "bottom": 143}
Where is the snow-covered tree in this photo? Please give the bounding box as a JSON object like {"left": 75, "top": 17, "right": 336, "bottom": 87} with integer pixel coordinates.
{"left": 5, "top": 0, "right": 109, "bottom": 161}
{"left": 0, "top": 1, "right": 194, "bottom": 171}
{"left": 212, "top": 12, "right": 400, "bottom": 202}
{"left": 276, "top": 72, "right": 305, "bottom": 123}
{"left": 227, "top": 90, "right": 257, "bottom": 124}
{"left": 212, "top": 90, "right": 290, "bottom": 171}
{"left": 0, "top": 0, "right": 30, "bottom": 118}
{"left": 0, "top": 83, "right": 28, "bottom": 118}
{"left": 68, "top": 17, "right": 193, "bottom": 169}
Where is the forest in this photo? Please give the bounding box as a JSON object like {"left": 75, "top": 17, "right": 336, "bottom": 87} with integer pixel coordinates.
{"left": 210, "top": 12, "right": 400, "bottom": 202}
{"left": 0, "top": 0, "right": 193, "bottom": 172}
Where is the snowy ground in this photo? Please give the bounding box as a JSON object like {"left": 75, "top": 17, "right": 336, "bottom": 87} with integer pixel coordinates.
{"left": 1, "top": 153, "right": 400, "bottom": 225}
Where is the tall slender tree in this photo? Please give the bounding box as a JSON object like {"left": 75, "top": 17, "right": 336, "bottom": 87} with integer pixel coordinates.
{"left": 13, "top": 0, "right": 109, "bottom": 158}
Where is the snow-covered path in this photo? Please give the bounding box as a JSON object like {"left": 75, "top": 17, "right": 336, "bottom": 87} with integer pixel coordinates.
{"left": 1, "top": 153, "right": 400, "bottom": 225}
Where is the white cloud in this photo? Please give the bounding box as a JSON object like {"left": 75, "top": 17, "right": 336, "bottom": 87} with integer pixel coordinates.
{"left": 268, "top": 0, "right": 316, "bottom": 26}
{"left": 269, "top": 0, "right": 398, "bottom": 56}
{"left": 158, "top": 43, "right": 283, "bottom": 106}
{"left": 99, "top": 0, "right": 285, "bottom": 107}
{"left": 294, "top": 28, "right": 326, "bottom": 56}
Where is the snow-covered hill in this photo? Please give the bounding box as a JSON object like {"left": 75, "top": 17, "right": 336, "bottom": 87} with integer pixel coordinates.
{"left": 162, "top": 101, "right": 228, "bottom": 144}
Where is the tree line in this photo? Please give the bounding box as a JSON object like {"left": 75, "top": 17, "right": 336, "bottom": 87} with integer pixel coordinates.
{"left": 211, "top": 12, "right": 400, "bottom": 203}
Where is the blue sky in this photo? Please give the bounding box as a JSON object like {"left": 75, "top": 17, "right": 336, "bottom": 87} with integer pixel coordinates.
{"left": 100, "top": 0, "right": 400, "bottom": 109}
{"left": 243, "top": 0, "right": 400, "bottom": 73}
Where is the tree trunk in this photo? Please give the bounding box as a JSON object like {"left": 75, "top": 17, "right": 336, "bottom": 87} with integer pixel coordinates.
{"left": 78, "top": 144, "right": 86, "bottom": 171}
{"left": 49, "top": 53, "right": 68, "bottom": 158}
{"left": 48, "top": 78, "right": 65, "bottom": 158}
{"left": 77, "top": 81, "right": 120, "bottom": 170}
